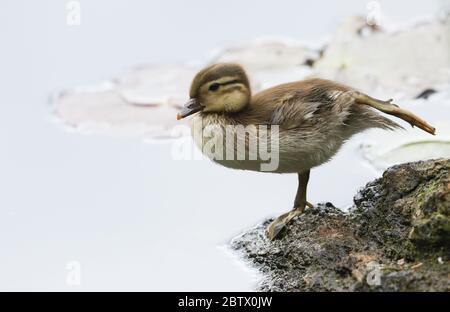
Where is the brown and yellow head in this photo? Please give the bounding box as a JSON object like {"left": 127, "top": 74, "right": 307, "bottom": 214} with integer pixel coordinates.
{"left": 177, "top": 63, "right": 251, "bottom": 119}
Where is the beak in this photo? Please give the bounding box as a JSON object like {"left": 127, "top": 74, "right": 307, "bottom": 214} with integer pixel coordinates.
{"left": 177, "top": 99, "right": 204, "bottom": 120}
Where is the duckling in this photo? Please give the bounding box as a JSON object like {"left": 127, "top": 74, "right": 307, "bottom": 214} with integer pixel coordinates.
{"left": 177, "top": 63, "right": 435, "bottom": 240}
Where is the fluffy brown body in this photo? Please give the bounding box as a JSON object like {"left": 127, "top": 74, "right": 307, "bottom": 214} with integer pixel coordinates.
{"left": 178, "top": 63, "right": 435, "bottom": 239}
{"left": 192, "top": 78, "right": 402, "bottom": 173}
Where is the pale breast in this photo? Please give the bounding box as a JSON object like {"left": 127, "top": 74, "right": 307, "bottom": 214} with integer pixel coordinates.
{"left": 190, "top": 114, "right": 345, "bottom": 173}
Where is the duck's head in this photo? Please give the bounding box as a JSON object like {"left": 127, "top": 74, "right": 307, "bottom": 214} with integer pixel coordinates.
{"left": 177, "top": 63, "right": 251, "bottom": 120}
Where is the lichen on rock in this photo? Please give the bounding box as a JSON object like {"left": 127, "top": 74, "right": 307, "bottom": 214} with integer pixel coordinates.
{"left": 231, "top": 158, "right": 450, "bottom": 291}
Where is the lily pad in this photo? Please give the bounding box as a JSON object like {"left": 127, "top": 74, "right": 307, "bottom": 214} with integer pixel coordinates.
{"left": 369, "top": 141, "right": 450, "bottom": 170}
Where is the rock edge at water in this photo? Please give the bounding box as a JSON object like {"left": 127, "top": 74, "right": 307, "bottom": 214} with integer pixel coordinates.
{"left": 231, "top": 159, "right": 450, "bottom": 291}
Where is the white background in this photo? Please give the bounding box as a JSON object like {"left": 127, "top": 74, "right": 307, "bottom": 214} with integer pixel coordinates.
{"left": 0, "top": 0, "right": 445, "bottom": 291}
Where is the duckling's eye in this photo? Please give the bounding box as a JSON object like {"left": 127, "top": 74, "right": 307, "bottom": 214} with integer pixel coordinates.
{"left": 208, "top": 83, "right": 220, "bottom": 92}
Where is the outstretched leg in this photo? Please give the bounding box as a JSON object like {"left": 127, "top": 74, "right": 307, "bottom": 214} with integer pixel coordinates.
{"left": 266, "top": 170, "right": 311, "bottom": 240}
{"left": 351, "top": 91, "right": 436, "bottom": 135}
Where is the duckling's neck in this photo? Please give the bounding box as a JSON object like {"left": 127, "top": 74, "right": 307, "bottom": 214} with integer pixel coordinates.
{"left": 198, "top": 112, "right": 238, "bottom": 126}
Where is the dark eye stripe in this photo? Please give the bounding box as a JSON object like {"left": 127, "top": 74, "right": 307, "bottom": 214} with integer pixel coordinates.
{"left": 220, "top": 79, "right": 242, "bottom": 86}
{"left": 208, "top": 80, "right": 243, "bottom": 92}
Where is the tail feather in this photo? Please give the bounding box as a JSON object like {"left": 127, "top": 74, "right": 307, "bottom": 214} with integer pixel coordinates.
{"left": 370, "top": 113, "right": 405, "bottom": 131}
{"left": 345, "top": 104, "right": 404, "bottom": 135}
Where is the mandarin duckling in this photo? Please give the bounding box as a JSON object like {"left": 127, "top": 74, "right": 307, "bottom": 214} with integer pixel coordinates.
{"left": 177, "top": 63, "right": 435, "bottom": 240}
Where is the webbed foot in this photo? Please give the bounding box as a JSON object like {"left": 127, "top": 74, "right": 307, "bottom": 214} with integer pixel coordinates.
{"left": 265, "top": 202, "right": 313, "bottom": 240}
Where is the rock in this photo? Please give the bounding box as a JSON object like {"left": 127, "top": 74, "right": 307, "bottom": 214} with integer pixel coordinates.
{"left": 230, "top": 158, "right": 450, "bottom": 291}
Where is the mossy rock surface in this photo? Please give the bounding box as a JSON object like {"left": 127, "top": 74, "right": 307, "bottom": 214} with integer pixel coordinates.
{"left": 231, "top": 159, "right": 450, "bottom": 291}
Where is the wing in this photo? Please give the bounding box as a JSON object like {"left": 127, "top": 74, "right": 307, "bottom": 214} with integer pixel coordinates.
{"left": 246, "top": 78, "right": 352, "bottom": 129}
